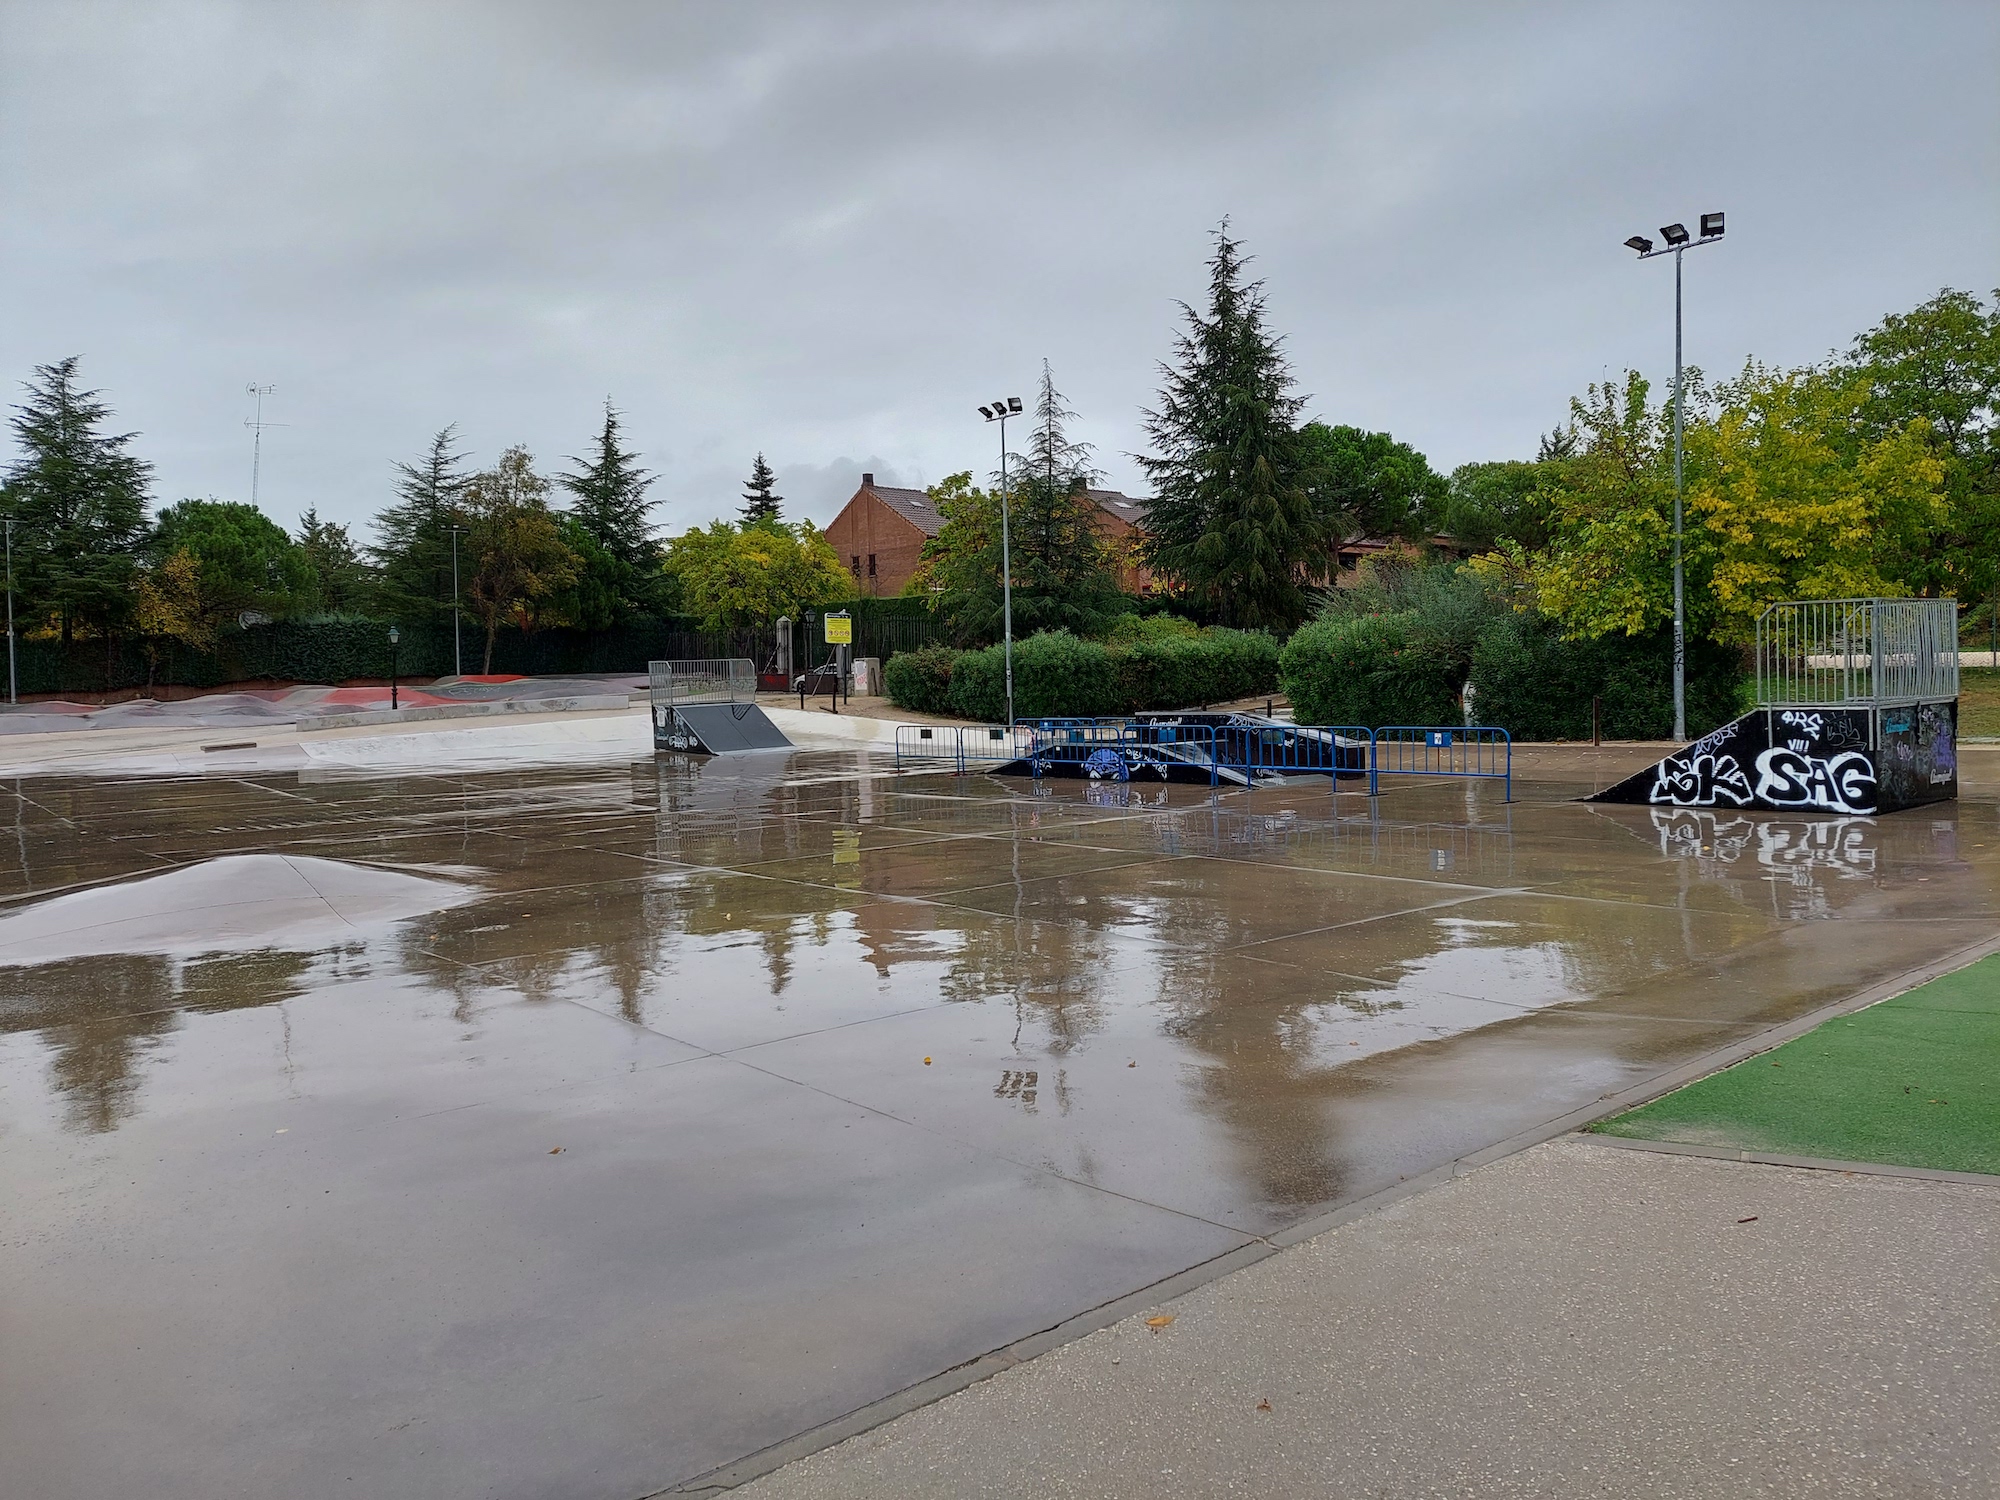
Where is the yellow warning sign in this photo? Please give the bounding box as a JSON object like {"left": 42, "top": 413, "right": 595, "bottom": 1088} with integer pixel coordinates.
{"left": 824, "top": 614, "right": 852, "bottom": 644}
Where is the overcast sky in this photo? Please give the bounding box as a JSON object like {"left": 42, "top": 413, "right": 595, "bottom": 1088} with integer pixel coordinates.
{"left": 3, "top": 1, "right": 1994, "bottom": 542}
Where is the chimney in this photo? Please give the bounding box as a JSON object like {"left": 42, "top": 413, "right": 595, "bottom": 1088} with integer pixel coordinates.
{"left": 861, "top": 472, "right": 874, "bottom": 486}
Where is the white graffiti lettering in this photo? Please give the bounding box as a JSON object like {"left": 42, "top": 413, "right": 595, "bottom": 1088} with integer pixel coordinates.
{"left": 1649, "top": 752, "right": 1753, "bottom": 807}
{"left": 1779, "top": 710, "right": 1825, "bottom": 738}
{"left": 1752, "top": 748, "right": 1877, "bottom": 813}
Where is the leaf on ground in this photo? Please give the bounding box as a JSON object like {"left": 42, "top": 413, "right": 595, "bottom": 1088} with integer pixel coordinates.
{"left": 549, "top": 1147, "right": 564, "bottom": 1155}
{"left": 1736, "top": 1215, "right": 1757, "bottom": 1223}
{"left": 1145, "top": 1314, "right": 1174, "bottom": 1329}
{"left": 1256, "top": 1398, "right": 1272, "bottom": 1412}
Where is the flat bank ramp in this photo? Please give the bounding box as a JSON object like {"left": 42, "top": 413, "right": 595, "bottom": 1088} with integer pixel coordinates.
{"left": 661, "top": 703, "right": 793, "bottom": 753}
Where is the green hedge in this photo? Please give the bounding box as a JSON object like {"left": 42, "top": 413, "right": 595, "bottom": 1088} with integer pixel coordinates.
{"left": 1278, "top": 613, "right": 1461, "bottom": 727}
{"left": 880, "top": 643, "right": 958, "bottom": 716}
{"left": 883, "top": 627, "right": 1282, "bottom": 720}
{"left": 1278, "top": 610, "right": 1746, "bottom": 739}
{"left": 1470, "top": 616, "right": 1744, "bottom": 740}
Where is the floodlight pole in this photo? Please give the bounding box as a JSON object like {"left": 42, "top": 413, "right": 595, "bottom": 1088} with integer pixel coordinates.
{"left": 1630, "top": 220, "right": 1723, "bottom": 743}
{"left": 980, "top": 398, "right": 1024, "bottom": 727}
{"left": 447, "top": 524, "right": 465, "bottom": 677}
{"left": 3, "top": 517, "right": 14, "bottom": 707}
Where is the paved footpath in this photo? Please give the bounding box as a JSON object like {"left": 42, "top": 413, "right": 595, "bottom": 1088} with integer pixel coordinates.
{"left": 732, "top": 1138, "right": 1999, "bottom": 1499}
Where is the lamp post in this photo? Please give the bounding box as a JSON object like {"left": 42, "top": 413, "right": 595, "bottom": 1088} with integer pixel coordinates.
{"left": 1624, "top": 210, "right": 1724, "bottom": 744}
{"left": 446, "top": 525, "right": 465, "bottom": 678}
{"left": 978, "top": 395, "right": 1024, "bottom": 727}
{"left": 3, "top": 517, "right": 14, "bottom": 707}
{"left": 388, "top": 625, "right": 401, "bottom": 711}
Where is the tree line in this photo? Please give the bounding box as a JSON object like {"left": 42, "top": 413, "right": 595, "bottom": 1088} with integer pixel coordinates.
{"left": 0, "top": 367, "right": 861, "bottom": 675}
{"left": 913, "top": 225, "right": 1997, "bottom": 654}
{"left": 6, "top": 234, "right": 1991, "bottom": 687}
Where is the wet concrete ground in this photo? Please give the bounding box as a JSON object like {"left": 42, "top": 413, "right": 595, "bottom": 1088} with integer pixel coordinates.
{"left": 1, "top": 749, "right": 1994, "bottom": 1498}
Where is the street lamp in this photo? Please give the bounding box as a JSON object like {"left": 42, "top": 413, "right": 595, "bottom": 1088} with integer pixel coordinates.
{"left": 387, "top": 625, "right": 401, "bottom": 711}
{"left": 978, "top": 395, "right": 1025, "bottom": 727}
{"left": 3, "top": 517, "right": 14, "bottom": 707}
{"left": 446, "top": 525, "right": 466, "bottom": 678}
{"left": 1625, "top": 208, "right": 1724, "bottom": 743}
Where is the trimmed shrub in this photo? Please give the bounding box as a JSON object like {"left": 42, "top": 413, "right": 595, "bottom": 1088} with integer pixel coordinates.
{"left": 1118, "top": 628, "right": 1280, "bottom": 710}
{"left": 882, "top": 643, "right": 959, "bottom": 715}
{"left": 1279, "top": 613, "right": 1462, "bottom": 727}
{"left": 946, "top": 630, "right": 1124, "bottom": 722}
{"left": 1471, "top": 616, "right": 1744, "bottom": 740}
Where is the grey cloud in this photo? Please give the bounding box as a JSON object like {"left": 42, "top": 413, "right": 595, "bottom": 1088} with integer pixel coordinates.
{"left": 2, "top": 1, "right": 1993, "bottom": 540}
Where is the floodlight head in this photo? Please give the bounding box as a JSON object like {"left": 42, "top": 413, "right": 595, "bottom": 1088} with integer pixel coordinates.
{"left": 1660, "top": 222, "right": 1690, "bottom": 246}
{"left": 1007, "top": 396, "right": 1023, "bottom": 414}
{"left": 1625, "top": 235, "right": 1654, "bottom": 254}
{"left": 978, "top": 405, "right": 993, "bottom": 419}
{"left": 1700, "top": 211, "right": 1724, "bottom": 238}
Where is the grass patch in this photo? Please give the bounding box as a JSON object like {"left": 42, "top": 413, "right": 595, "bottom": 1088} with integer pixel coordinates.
{"left": 1959, "top": 665, "right": 2000, "bottom": 738}
{"left": 1592, "top": 953, "right": 2000, "bottom": 1174}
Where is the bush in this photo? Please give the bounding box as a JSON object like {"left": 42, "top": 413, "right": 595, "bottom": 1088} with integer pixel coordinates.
{"left": 1119, "top": 628, "right": 1280, "bottom": 710}
{"left": 1279, "top": 613, "right": 1462, "bottom": 726}
{"left": 1103, "top": 612, "right": 1201, "bottom": 645}
{"left": 882, "top": 643, "right": 959, "bottom": 715}
{"left": 1471, "top": 616, "right": 1743, "bottom": 740}
{"left": 946, "top": 630, "right": 1125, "bottom": 721}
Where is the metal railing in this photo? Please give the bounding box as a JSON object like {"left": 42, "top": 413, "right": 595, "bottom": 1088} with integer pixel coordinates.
{"left": 1755, "top": 598, "right": 1959, "bottom": 708}
{"left": 649, "top": 658, "right": 755, "bottom": 707}
{"left": 892, "top": 723, "right": 1033, "bottom": 772}
{"left": 890, "top": 717, "right": 1512, "bottom": 800}
{"left": 1366, "top": 727, "right": 1513, "bottom": 802}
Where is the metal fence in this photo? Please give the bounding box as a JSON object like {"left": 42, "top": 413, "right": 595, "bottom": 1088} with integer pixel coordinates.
{"left": 1755, "top": 598, "right": 1959, "bottom": 708}
{"left": 891, "top": 717, "right": 1509, "bottom": 800}
{"left": 1370, "top": 727, "right": 1512, "bottom": 802}
{"left": 648, "top": 658, "right": 755, "bottom": 706}
{"left": 893, "top": 723, "right": 1035, "bottom": 771}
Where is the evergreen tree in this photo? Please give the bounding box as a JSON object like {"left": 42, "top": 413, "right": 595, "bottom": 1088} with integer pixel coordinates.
{"left": 371, "top": 427, "right": 469, "bottom": 622}
{"left": 561, "top": 400, "right": 657, "bottom": 567}
{"left": 0, "top": 357, "right": 152, "bottom": 644}
{"left": 296, "top": 508, "right": 372, "bottom": 614}
{"left": 557, "top": 400, "right": 664, "bottom": 621}
{"left": 740, "top": 452, "right": 783, "bottom": 525}
{"left": 918, "top": 364, "right": 1123, "bottom": 642}
{"left": 1137, "top": 225, "right": 1321, "bottom": 630}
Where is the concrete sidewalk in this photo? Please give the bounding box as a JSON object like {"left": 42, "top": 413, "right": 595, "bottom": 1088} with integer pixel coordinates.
{"left": 730, "top": 1138, "right": 1999, "bottom": 1499}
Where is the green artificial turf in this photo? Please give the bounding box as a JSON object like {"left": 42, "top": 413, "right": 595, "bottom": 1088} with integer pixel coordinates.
{"left": 1592, "top": 954, "right": 2000, "bottom": 1175}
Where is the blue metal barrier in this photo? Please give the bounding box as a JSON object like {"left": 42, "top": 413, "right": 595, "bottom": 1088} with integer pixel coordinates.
{"left": 1369, "top": 726, "right": 1512, "bottom": 802}
{"left": 893, "top": 723, "right": 1032, "bottom": 773}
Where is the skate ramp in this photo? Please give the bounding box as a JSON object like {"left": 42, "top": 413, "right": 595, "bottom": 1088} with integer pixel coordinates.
{"left": 657, "top": 702, "right": 793, "bottom": 754}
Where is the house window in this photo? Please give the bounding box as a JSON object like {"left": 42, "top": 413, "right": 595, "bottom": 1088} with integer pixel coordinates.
{"left": 851, "top": 556, "right": 861, "bottom": 576}
{"left": 867, "top": 554, "right": 877, "bottom": 577}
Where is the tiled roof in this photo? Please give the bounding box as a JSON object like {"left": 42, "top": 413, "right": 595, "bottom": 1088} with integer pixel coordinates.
{"left": 1087, "top": 488, "right": 1150, "bottom": 524}
{"left": 865, "top": 483, "right": 945, "bottom": 538}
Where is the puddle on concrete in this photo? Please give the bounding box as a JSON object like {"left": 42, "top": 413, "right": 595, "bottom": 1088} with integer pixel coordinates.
{"left": 0, "top": 853, "right": 476, "bottom": 965}
{"left": 1, "top": 751, "right": 1995, "bottom": 1499}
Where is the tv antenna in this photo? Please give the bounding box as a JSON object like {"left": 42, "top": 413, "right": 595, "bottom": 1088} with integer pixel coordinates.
{"left": 244, "top": 383, "right": 286, "bottom": 508}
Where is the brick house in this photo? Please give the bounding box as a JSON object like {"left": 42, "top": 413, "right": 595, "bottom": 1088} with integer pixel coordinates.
{"left": 822, "top": 474, "right": 943, "bottom": 596}
{"left": 823, "top": 474, "right": 1157, "bottom": 598}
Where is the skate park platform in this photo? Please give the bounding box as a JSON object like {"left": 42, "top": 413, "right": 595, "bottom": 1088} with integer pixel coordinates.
{"left": 650, "top": 657, "right": 794, "bottom": 754}
{"left": 1591, "top": 598, "right": 1959, "bottom": 815}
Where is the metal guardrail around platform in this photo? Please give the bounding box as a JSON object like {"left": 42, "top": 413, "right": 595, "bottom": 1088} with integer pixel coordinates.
{"left": 1370, "top": 726, "right": 1512, "bottom": 802}
{"left": 892, "top": 716, "right": 1510, "bottom": 799}
{"left": 892, "top": 722, "right": 1033, "bottom": 773}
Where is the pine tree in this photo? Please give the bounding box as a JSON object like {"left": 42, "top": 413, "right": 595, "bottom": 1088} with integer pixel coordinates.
{"left": 740, "top": 453, "right": 783, "bottom": 526}
{"left": 371, "top": 427, "right": 469, "bottom": 622}
{"left": 296, "top": 508, "right": 372, "bottom": 614}
{"left": 1136, "top": 225, "right": 1321, "bottom": 630}
{"left": 999, "top": 361, "right": 1120, "bottom": 634}
{"left": 0, "top": 357, "right": 152, "bottom": 645}
{"left": 561, "top": 400, "right": 657, "bottom": 567}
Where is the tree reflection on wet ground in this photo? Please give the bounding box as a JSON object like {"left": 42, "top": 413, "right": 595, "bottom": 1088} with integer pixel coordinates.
{"left": 1, "top": 750, "right": 1993, "bottom": 1499}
